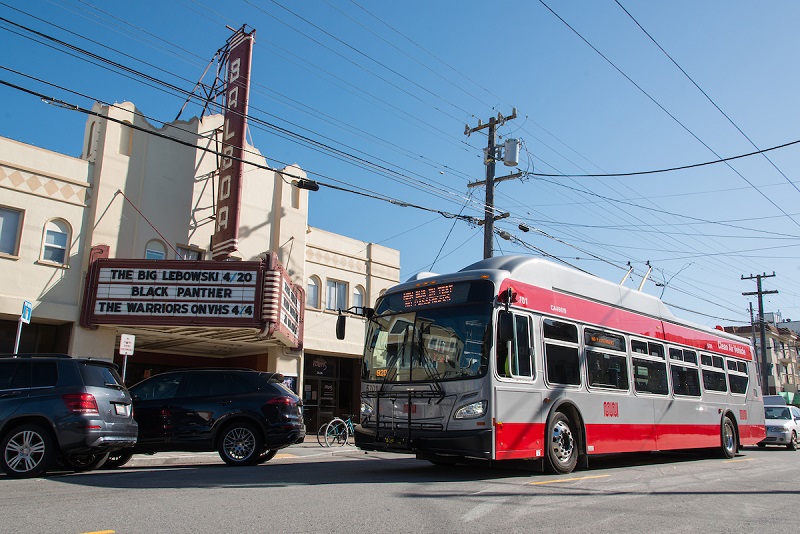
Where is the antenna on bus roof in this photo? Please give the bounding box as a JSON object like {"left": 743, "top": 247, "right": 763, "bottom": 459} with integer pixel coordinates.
{"left": 620, "top": 262, "right": 633, "bottom": 286}
{"left": 638, "top": 261, "right": 652, "bottom": 291}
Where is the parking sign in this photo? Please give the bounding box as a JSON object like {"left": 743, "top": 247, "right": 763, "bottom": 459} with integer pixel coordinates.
{"left": 119, "top": 334, "right": 136, "bottom": 356}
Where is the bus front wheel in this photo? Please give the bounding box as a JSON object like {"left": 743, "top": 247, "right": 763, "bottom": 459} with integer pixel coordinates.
{"left": 545, "top": 411, "right": 578, "bottom": 474}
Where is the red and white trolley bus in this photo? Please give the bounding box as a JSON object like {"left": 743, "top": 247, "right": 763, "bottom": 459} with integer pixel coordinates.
{"left": 343, "top": 256, "right": 766, "bottom": 473}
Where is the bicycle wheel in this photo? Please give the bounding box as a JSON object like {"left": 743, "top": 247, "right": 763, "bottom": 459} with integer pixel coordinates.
{"left": 316, "top": 423, "right": 328, "bottom": 447}
{"left": 324, "top": 418, "right": 348, "bottom": 447}
{"left": 344, "top": 419, "right": 355, "bottom": 445}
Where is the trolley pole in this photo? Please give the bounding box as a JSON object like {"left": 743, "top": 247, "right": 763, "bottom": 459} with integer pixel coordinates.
{"left": 465, "top": 109, "right": 517, "bottom": 259}
{"left": 742, "top": 272, "right": 778, "bottom": 395}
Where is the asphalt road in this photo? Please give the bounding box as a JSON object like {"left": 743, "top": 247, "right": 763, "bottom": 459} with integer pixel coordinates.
{"left": 1, "top": 445, "right": 797, "bottom": 534}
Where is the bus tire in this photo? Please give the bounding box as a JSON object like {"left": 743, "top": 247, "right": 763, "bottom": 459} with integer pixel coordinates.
{"left": 545, "top": 411, "right": 578, "bottom": 474}
{"left": 720, "top": 416, "right": 737, "bottom": 459}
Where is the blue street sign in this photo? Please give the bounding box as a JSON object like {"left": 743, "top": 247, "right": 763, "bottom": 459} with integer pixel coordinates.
{"left": 21, "top": 300, "right": 32, "bottom": 324}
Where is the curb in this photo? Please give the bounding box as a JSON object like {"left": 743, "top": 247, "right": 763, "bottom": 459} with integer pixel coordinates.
{"left": 125, "top": 444, "right": 360, "bottom": 467}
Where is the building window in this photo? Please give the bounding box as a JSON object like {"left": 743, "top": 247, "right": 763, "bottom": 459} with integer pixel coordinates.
{"left": 0, "top": 206, "right": 23, "bottom": 257}
{"left": 40, "top": 219, "right": 70, "bottom": 265}
{"left": 145, "top": 240, "right": 166, "bottom": 260}
{"left": 326, "top": 280, "right": 347, "bottom": 311}
{"left": 307, "top": 276, "right": 320, "bottom": 309}
{"left": 119, "top": 120, "right": 133, "bottom": 156}
{"left": 176, "top": 245, "right": 203, "bottom": 260}
{"left": 353, "top": 286, "right": 364, "bottom": 309}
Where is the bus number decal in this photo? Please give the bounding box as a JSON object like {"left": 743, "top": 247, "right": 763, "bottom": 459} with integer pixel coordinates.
{"left": 604, "top": 401, "right": 619, "bottom": 418}
{"left": 740, "top": 409, "right": 747, "bottom": 421}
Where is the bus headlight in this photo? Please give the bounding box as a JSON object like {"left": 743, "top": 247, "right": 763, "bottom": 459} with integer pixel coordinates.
{"left": 454, "top": 400, "right": 487, "bottom": 419}
{"left": 361, "top": 401, "right": 374, "bottom": 418}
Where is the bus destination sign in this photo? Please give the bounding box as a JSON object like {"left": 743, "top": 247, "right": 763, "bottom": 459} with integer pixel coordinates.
{"left": 402, "top": 284, "right": 455, "bottom": 308}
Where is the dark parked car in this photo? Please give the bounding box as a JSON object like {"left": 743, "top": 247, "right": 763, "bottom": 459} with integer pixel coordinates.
{"left": 0, "top": 354, "right": 138, "bottom": 478}
{"left": 104, "top": 368, "right": 305, "bottom": 468}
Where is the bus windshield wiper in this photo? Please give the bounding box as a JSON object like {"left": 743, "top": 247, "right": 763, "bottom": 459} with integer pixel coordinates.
{"left": 414, "top": 321, "right": 445, "bottom": 398}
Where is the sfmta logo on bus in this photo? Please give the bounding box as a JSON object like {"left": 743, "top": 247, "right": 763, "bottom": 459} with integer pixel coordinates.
{"left": 604, "top": 401, "right": 619, "bottom": 418}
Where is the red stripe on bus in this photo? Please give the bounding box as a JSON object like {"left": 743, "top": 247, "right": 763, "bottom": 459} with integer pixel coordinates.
{"left": 498, "top": 280, "right": 752, "bottom": 360}
{"left": 495, "top": 422, "right": 766, "bottom": 459}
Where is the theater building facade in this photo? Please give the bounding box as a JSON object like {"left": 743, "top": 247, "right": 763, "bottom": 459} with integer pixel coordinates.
{"left": 0, "top": 101, "right": 399, "bottom": 432}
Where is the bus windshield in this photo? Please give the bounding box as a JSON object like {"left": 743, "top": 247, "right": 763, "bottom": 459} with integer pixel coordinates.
{"left": 362, "top": 280, "right": 494, "bottom": 382}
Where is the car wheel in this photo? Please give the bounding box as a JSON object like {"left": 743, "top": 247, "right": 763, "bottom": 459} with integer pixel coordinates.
{"left": 1, "top": 423, "right": 56, "bottom": 479}
{"left": 788, "top": 431, "right": 798, "bottom": 451}
{"left": 257, "top": 449, "right": 278, "bottom": 464}
{"left": 101, "top": 450, "right": 135, "bottom": 469}
{"left": 218, "top": 422, "right": 264, "bottom": 466}
{"left": 720, "top": 417, "right": 737, "bottom": 459}
{"left": 545, "top": 411, "right": 579, "bottom": 474}
{"left": 63, "top": 452, "right": 110, "bottom": 472}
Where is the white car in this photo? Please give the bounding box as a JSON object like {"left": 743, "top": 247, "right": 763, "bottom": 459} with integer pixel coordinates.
{"left": 759, "top": 404, "right": 800, "bottom": 450}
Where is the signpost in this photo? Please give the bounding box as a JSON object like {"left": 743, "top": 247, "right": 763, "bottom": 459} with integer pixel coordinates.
{"left": 119, "top": 333, "right": 135, "bottom": 382}
{"left": 13, "top": 300, "right": 33, "bottom": 355}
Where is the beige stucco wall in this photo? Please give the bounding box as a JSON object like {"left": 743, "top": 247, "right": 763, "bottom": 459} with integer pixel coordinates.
{"left": 1, "top": 101, "right": 399, "bottom": 377}
{"left": 0, "top": 137, "right": 91, "bottom": 323}
{"left": 304, "top": 227, "right": 400, "bottom": 357}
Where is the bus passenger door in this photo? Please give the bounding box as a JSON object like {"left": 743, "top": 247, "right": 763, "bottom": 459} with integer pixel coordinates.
{"left": 493, "top": 312, "right": 544, "bottom": 461}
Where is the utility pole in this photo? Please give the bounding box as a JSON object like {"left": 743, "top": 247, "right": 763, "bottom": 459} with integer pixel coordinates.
{"left": 742, "top": 272, "right": 778, "bottom": 395}
{"left": 465, "top": 109, "right": 518, "bottom": 259}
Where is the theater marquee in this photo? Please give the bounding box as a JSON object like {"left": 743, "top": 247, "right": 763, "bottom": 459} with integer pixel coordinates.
{"left": 81, "top": 255, "right": 303, "bottom": 348}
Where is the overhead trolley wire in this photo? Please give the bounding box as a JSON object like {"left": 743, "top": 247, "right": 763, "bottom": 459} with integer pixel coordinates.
{"left": 614, "top": 0, "right": 800, "bottom": 198}
{"left": 538, "top": 0, "right": 800, "bottom": 230}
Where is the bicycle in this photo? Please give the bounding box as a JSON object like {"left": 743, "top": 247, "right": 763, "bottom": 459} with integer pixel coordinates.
{"left": 316, "top": 415, "right": 356, "bottom": 447}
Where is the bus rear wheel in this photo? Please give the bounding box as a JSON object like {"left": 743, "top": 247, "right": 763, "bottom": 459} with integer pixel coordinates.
{"left": 720, "top": 417, "right": 737, "bottom": 459}
{"left": 546, "top": 412, "right": 578, "bottom": 474}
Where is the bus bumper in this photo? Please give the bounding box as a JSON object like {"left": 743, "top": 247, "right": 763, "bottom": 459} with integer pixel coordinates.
{"left": 353, "top": 424, "right": 492, "bottom": 459}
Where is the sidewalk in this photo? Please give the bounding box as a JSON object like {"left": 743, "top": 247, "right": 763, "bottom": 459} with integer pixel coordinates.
{"left": 125, "top": 440, "right": 360, "bottom": 467}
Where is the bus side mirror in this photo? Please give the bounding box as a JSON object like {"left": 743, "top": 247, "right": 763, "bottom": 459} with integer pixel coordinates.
{"left": 336, "top": 314, "right": 346, "bottom": 340}
{"left": 498, "top": 311, "right": 514, "bottom": 343}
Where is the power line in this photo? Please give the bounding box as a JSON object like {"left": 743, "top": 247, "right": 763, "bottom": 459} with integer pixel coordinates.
{"left": 538, "top": 0, "right": 800, "bottom": 229}
{"left": 614, "top": 0, "right": 800, "bottom": 198}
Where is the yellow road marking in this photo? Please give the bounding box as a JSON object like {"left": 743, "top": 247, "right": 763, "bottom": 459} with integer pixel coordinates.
{"left": 274, "top": 453, "right": 297, "bottom": 459}
{"left": 81, "top": 531, "right": 115, "bottom": 534}
{"left": 724, "top": 458, "right": 755, "bottom": 463}
{"left": 528, "top": 474, "right": 610, "bottom": 485}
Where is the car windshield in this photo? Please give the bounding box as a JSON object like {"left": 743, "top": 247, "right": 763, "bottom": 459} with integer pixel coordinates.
{"left": 765, "top": 407, "right": 791, "bottom": 420}
{"left": 362, "top": 280, "right": 494, "bottom": 382}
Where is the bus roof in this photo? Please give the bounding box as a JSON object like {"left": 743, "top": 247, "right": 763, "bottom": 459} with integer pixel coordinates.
{"left": 398, "top": 256, "right": 750, "bottom": 352}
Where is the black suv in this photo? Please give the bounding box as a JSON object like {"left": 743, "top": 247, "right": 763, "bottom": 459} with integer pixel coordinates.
{"left": 0, "top": 354, "right": 138, "bottom": 478}
{"left": 104, "top": 368, "right": 305, "bottom": 468}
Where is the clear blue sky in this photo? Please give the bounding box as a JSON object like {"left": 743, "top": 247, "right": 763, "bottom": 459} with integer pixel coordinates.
{"left": 2, "top": 0, "right": 799, "bottom": 327}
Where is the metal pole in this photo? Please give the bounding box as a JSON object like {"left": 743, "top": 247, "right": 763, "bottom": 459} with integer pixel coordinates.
{"left": 484, "top": 118, "right": 497, "bottom": 259}
{"left": 743, "top": 272, "right": 777, "bottom": 395}
{"left": 13, "top": 318, "right": 22, "bottom": 356}
{"left": 756, "top": 276, "right": 770, "bottom": 394}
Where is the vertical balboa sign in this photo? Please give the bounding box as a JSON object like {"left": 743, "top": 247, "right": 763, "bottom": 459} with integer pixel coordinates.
{"left": 211, "top": 27, "right": 256, "bottom": 260}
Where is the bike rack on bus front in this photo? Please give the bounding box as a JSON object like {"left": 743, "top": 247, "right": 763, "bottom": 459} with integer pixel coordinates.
{"left": 364, "top": 388, "right": 445, "bottom": 449}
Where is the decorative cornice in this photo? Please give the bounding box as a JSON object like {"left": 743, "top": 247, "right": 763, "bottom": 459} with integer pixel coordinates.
{"left": 0, "top": 164, "right": 90, "bottom": 207}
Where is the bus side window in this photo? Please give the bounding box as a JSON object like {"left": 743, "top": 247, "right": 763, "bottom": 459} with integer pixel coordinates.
{"left": 544, "top": 319, "right": 580, "bottom": 386}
